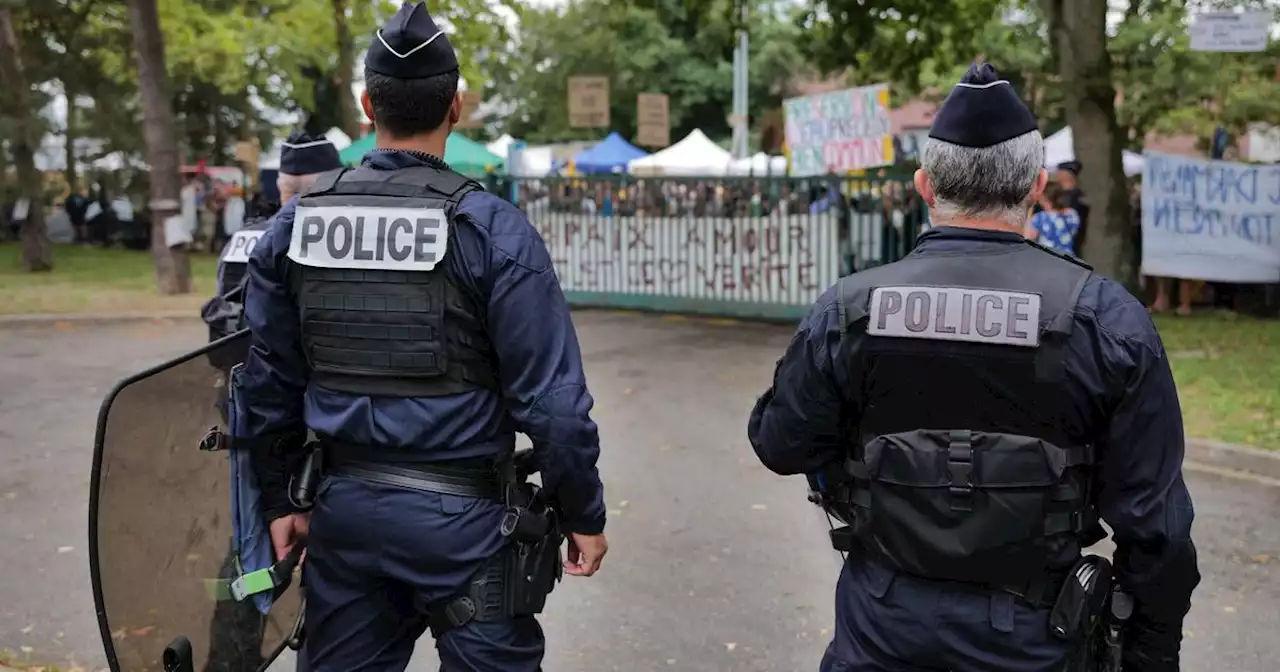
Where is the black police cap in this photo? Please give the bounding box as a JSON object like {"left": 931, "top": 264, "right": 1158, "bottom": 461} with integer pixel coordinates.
{"left": 928, "top": 63, "right": 1039, "bottom": 148}
{"left": 1057, "top": 160, "right": 1082, "bottom": 175}
{"left": 279, "top": 131, "right": 342, "bottom": 175}
{"left": 365, "top": 2, "right": 459, "bottom": 80}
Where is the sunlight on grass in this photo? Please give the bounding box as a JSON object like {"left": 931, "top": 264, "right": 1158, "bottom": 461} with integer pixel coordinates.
{"left": 0, "top": 244, "right": 218, "bottom": 315}
{"left": 1155, "top": 312, "right": 1280, "bottom": 450}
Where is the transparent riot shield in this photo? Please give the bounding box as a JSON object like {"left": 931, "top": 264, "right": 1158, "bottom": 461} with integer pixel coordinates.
{"left": 89, "top": 331, "right": 302, "bottom": 672}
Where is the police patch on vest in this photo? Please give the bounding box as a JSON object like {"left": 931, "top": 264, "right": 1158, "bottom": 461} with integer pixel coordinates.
{"left": 867, "top": 286, "right": 1041, "bottom": 347}
{"left": 221, "top": 229, "right": 265, "bottom": 264}
{"left": 287, "top": 206, "right": 448, "bottom": 271}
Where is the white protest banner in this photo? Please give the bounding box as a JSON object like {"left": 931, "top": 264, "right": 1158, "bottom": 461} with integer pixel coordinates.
{"left": 1141, "top": 151, "right": 1280, "bottom": 283}
{"left": 1189, "top": 11, "right": 1271, "bottom": 52}
{"left": 783, "top": 84, "right": 894, "bottom": 177}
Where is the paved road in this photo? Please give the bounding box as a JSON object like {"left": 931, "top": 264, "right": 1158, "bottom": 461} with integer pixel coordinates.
{"left": 0, "top": 312, "right": 1276, "bottom": 672}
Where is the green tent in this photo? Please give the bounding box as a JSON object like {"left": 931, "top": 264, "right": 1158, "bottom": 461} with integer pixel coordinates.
{"left": 338, "top": 132, "right": 505, "bottom": 177}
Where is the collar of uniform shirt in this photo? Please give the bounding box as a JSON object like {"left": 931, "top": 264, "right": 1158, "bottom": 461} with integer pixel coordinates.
{"left": 917, "top": 225, "right": 1025, "bottom": 245}
{"left": 363, "top": 148, "right": 452, "bottom": 171}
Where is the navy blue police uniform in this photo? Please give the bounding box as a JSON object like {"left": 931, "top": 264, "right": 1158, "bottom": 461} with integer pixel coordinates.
{"left": 230, "top": 5, "right": 606, "bottom": 670}
{"left": 748, "top": 65, "right": 1198, "bottom": 672}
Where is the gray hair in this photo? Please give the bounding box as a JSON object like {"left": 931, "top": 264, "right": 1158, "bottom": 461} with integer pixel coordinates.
{"left": 920, "top": 130, "right": 1044, "bottom": 228}
{"left": 276, "top": 172, "right": 325, "bottom": 202}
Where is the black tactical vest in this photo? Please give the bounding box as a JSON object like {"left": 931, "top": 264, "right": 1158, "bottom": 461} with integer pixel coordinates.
{"left": 217, "top": 216, "right": 272, "bottom": 296}
{"left": 830, "top": 237, "right": 1100, "bottom": 593}
{"left": 286, "top": 165, "right": 498, "bottom": 398}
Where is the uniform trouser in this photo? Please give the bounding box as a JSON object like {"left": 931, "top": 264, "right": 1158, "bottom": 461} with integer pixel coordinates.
{"left": 819, "top": 555, "right": 1075, "bottom": 672}
{"left": 302, "top": 474, "right": 545, "bottom": 672}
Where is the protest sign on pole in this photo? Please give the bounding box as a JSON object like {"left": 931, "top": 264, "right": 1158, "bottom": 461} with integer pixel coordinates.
{"left": 636, "top": 93, "right": 670, "bottom": 148}
{"left": 568, "top": 76, "right": 610, "bottom": 128}
{"left": 1141, "top": 151, "right": 1280, "bottom": 283}
{"left": 1189, "top": 11, "right": 1271, "bottom": 52}
{"left": 782, "top": 84, "right": 894, "bottom": 177}
{"left": 456, "top": 91, "right": 484, "bottom": 129}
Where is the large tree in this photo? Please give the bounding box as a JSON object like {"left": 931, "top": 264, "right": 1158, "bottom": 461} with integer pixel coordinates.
{"left": 0, "top": 7, "right": 52, "bottom": 271}
{"left": 1043, "top": 0, "right": 1134, "bottom": 285}
{"left": 128, "top": 0, "right": 189, "bottom": 293}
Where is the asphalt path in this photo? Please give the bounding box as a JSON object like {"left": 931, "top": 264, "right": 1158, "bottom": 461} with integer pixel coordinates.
{"left": 0, "top": 311, "right": 1276, "bottom": 671}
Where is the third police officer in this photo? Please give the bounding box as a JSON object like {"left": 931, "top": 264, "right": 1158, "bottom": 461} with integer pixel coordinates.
{"left": 229, "top": 3, "right": 609, "bottom": 670}
{"left": 748, "top": 63, "right": 1199, "bottom": 671}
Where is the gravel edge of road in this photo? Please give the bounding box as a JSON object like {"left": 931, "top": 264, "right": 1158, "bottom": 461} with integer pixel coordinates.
{"left": 3, "top": 311, "right": 1279, "bottom": 481}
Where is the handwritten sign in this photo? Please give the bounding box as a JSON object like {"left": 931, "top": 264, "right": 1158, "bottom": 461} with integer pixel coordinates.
{"left": 456, "top": 91, "right": 484, "bottom": 129}
{"left": 1189, "top": 11, "right": 1270, "bottom": 52}
{"left": 1141, "top": 151, "right": 1280, "bottom": 283}
{"left": 783, "top": 84, "right": 894, "bottom": 177}
{"left": 636, "top": 93, "right": 670, "bottom": 148}
{"left": 530, "top": 215, "right": 839, "bottom": 304}
{"left": 568, "top": 76, "right": 610, "bottom": 128}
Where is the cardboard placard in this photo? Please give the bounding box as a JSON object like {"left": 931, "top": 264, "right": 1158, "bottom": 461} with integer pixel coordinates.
{"left": 636, "top": 92, "right": 670, "bottom": 148}
{"left": 568, "top": 76, "right": 610, "bottom": 128}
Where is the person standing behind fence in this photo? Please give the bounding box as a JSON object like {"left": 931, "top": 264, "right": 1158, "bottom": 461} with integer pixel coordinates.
{"left": 1025, "top": 182, "right": 1080, "bottom": 255}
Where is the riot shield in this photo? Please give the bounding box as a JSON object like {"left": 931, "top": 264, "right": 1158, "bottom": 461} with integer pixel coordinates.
{"left": 90, "top": 331, "right": 302, "bottom": 672}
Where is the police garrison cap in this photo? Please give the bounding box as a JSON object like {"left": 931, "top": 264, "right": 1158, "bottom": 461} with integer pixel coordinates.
{"left": 279, "top": 131, "right": 342, "bottom": 175}
{"left": 365, "top": 2, "right": 459, "bottom": 80}
{"left": 928, "top": 63, "right": 1039, "bottom": 148}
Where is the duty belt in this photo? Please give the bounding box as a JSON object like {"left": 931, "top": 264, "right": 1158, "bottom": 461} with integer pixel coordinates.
{"left": 323, "top": 441, "right": 509, "bottom": 500}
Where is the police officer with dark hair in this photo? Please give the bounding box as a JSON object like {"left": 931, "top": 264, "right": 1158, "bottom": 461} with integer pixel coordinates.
{"left": 229, "top": 3, "right": 608, "bottom": 670}
{"left": 749, "top": 63, "right": 1198, "bottom": 671}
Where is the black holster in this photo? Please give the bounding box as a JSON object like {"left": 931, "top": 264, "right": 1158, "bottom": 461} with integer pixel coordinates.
{"left": 428, "top": 455, "right": 565, "bottom": 638}
{"left": 1052, "top": 556, "right": 1133, "bottom": 672}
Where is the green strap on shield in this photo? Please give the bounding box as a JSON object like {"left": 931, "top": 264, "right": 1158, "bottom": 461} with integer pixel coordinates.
{"left": 203, "top": 541, "right": 307, "bottom": 603}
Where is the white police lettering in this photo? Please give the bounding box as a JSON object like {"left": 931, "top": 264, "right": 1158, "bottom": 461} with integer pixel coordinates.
{"left": 867, "top": 285, "right": 1041, "bottom": 347}
{"left": 220, "top": 229, "right": 264, "bottom": 264}
{"left": 287, "top": 205, "right": 449, "bottom": 271}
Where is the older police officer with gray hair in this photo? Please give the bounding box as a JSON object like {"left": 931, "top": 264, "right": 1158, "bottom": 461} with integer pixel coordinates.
{"left": 229, "top": 3, "right": 608, "bottom": 670}
{"left": 748, "top": 63, "right": 1199, "bottom": 671}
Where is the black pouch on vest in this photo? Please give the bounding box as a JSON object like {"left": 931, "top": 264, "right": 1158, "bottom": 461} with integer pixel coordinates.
{"left": 855, "top": 429, "right": 1070, "bottom": 587}
{"left": 1049, "top": 555, "right": 1113, "bottom": 641}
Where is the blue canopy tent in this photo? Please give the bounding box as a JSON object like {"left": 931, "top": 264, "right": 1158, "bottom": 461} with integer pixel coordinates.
{"left": 572, "top": 132, "right": 649, "bottom": 174}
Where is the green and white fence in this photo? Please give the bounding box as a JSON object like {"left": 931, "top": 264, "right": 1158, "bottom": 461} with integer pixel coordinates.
{"left": 498, "top": 175, "right": 929, "bottom": 320}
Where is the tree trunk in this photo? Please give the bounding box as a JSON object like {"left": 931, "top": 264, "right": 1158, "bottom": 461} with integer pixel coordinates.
{"left": 331, "top": 0, "right": 361, "bottom": 139}
{"left": 126, "top": 0, "right": 190, "bottom": 294}
{"left": 0, "top": 9, "right": 52, "bottom": 271}
{"left": 1042, "top": 0, "right": 1135, "bottom": 287}
{"left": 64, "top": 82, "right": 79, "bottom": 192}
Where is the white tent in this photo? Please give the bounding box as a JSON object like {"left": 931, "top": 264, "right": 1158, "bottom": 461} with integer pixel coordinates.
{"left": 1044, "top": 127, "right": 1145, "bottom": 176}
{"left": 729, "top": 152, "right": 788, "bottom": 176}
{"left": 518, "top": 146, "right": 555, "bottom": 177}
{"left": 487, "top": 134, "right": 517, "bottom": 158}
{"left": 627, "top": 129, "right": 734, "bottom": 176}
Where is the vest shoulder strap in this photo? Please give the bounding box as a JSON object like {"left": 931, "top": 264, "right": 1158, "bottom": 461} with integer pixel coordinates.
{"left": 321, "top": 165, "right": 483, "bottom": 202}
{"left": 305, "top": 168, "right": 347, "bottom": 196}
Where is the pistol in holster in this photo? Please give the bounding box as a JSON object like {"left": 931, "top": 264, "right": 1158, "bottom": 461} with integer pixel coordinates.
{"left": 428, "top": 448, "right": 566, "bottom": 638}
{"left": 1047, "top": 555, "right": 1134, "bottom": 672}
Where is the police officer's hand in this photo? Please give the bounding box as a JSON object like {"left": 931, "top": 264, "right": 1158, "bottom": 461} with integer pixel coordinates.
{"left": 269, "top": 512, "right": 310, "bottom": 563}
{"left": 564, "top": 532, "right": 607, "bottom": 577}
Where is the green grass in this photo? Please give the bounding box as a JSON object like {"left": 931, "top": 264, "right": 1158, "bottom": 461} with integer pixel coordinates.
{"left": 1154, "top": 312, "right": 1280, "bottom": 449}
{"left": 0, "top": 243, "right": 218, "bottom": 315}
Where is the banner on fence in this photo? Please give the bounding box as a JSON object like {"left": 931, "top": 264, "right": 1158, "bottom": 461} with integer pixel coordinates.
{"left": 782, "top": 84, "right": 894, "bottom": 177}
{"left": 1141, "top": 151, "right": 1280, "bottom": 283}
{"left": 530, "top": 214, "right": 840, "bottom": 305}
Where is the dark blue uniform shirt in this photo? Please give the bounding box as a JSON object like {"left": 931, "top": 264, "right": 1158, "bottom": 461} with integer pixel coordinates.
{"left": 749, "top": 227, "right": 1199, "bottom": 630}
{"left": 235, "top": 150, "right": 606, "bottom": 534}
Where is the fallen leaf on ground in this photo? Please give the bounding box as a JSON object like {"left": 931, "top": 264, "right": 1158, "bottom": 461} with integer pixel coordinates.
{"left": 751, "top": 504, "right": 767, "bottom": 511}
{"left": 1249, "top": 554, "right": 1271, "bottom": 564}
{"left": 1223, "top": 606, "right": 1237, "bottom": 613}
{"left": 619, "top": 500, "right": 629, "bottom": 508}
{"left": 3, "top": 492, "right": 14, "bottom": 499}
{"left": 20, "top": 624, "right": 32, "bottom": 634}
{"left": 19, "top": 647, "right": 32, "bottom": 654}
{"left": 665, "top": 659, "right": 676, "bottom": 665}
{"left": 725, "top": 642, "right": 737, "bottom": 651}
{"left": 57, "top": 546, "right": 74, "bottom": 553}
{"left": 131, "top": 626, "right": 156, "bottom": 636}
